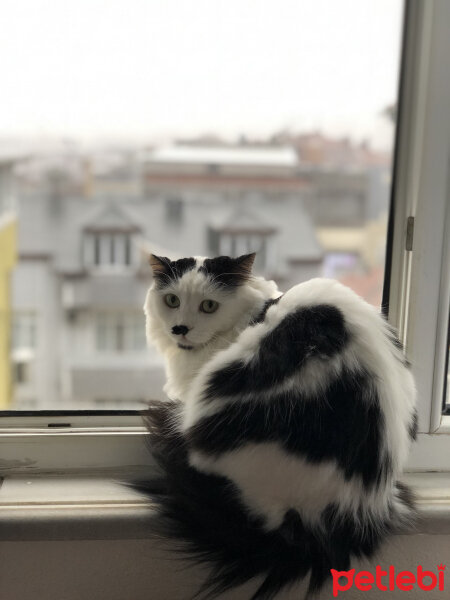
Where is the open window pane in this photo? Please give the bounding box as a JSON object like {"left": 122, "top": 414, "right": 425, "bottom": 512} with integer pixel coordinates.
{"left": 0, "top": 0, "right": 404, "bottom": 411}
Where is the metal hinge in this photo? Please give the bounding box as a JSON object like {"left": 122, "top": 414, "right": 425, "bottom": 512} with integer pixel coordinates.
{"left": 406, "top": 216, "right": 414, "bottom": 251}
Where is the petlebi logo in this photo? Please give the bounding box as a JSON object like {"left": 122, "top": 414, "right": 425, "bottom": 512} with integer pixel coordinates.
{"left": 331, "top": 564, "right": 446, "bottom": 596}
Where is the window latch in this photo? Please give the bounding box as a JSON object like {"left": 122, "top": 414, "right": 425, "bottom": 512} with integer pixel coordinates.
{"left": 405, "top": 216, "right": 414, "bottom": 251}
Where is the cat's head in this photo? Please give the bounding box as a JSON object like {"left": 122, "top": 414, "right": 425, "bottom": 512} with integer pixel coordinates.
{"left": 145, "top": 253, "right": 259, "bottom": 352}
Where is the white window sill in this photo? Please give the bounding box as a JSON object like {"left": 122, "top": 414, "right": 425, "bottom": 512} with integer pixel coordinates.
{"left": 1, "top": 472, "right": 449, "bottom": 540}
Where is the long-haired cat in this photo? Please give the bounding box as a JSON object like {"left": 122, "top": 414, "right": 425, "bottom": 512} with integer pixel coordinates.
{"left": 138, "top": 253, "right": 417, "bottom": 600}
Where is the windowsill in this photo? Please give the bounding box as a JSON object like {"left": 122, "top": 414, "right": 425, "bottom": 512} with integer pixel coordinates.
{"left": 0, "top": 472, "right": 449, "bottom": 541}
{"left": 0, "top": 475, "right": 154, "bottom": 541}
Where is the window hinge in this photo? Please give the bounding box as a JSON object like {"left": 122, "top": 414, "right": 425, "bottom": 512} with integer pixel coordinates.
{"left": 406, "top": 216, "right": 414, "bottom": 251}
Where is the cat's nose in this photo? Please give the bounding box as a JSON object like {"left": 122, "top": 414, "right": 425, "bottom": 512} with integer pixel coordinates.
{"left": 172, "top": 325, "right": 189, "bottom": 336}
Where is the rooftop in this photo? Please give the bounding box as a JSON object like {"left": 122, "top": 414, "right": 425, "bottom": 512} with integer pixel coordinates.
{"left": 143, "top": 145, "right": 299, "bottom": 167}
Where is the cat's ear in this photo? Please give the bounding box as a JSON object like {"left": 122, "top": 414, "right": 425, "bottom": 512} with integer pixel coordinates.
{"left": 235, "top": 253, "right": 256, "bottom": 277}
{"left": 149, "top": 254, "right": 171, "bottom": 276}
{"left": 201, "top": 253, "right": 256, "bottom": 288}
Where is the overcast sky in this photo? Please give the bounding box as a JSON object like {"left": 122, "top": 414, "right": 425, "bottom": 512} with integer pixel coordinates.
{"left": 0, "top": 0, "right": 403, "bottom": 149}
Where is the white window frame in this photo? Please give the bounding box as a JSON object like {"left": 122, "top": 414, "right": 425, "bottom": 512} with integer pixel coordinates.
{"left": 387, "top": 0, "right": 450, "bottom": 471}
{"left": 1, "top": 0, "right": 449, "bottom": 478}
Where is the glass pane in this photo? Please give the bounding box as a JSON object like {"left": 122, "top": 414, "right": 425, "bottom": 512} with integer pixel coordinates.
{"left": 0, "top": 0, "right": 404, "bottom": 410}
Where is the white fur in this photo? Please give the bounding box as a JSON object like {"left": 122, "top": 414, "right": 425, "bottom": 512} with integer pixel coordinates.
{"left": 190, "top": 443, "right": 378, "bottom": 530}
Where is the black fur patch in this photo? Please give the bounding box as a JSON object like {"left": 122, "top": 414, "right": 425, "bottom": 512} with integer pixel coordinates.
{"left": 250, "top": 296, "right": 282, "bottom": 325}
{"left": 309, "top": 502, "right": 391, "bottom": 592}
{"left": 152, "top": 256, "right": 196, "bottom": 288}
{"left": 409, "top": 408, "right": 419, "bottom": 440}
{"left": 189, "top": 368, "right": 388, "bottom": 488}
{"left": 204, "top": 304, "right": 349, "bottom": 398}
{"left": 199, "top": 255, "right": 254, "bottom": 289}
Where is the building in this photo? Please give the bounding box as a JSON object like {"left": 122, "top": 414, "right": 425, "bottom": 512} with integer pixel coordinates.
{"left": 12, "top": 145, "right": 323, "bottom": 409}
{"left": 142, "top": 145, "right": 323, "bottom": 288}
{"left": 0, "top": 155, "right": 18, "bottom": 409}
{"left": 143, "top": 143, "right": 390, "bottom": 287}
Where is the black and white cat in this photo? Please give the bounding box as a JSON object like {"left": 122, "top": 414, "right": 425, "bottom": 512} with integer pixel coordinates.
{"left": 140, "top": 253, "right": 417, "bottom": 599}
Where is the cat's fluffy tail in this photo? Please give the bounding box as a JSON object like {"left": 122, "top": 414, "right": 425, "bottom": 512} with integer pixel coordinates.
{"left": 131, "top": 400, "right": 415, "bottom": 600}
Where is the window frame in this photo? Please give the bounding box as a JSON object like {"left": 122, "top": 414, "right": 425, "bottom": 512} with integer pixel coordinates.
{"left": 385, "top": 0, "right": 450, "bottom": 470}
{"left": 1, "top": 0, "right": 450, "bottom": 477}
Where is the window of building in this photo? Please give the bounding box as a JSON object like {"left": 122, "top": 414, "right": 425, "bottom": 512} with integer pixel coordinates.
{"left": 95, "top": 312, "right": 146, "bottom": 353}
{"left": 165, "top": 197, "right": 184, "bottom": 224}
{"left": 225, "top": 233, "right": 274, "bottom": 272}
{"left": 217, "top": 233, "right": 260, "bottom": 257}
{"left": 84, "top": 232, "right": 132, "bottom": 268}
{"left": 12, "top": 312, "right": 36, "bottom": 350}
{"left": 208, "top": 230, "right": 277, "bottom": 273}
{"left": 13, "top": 361, "right": 30, "bottom": 385}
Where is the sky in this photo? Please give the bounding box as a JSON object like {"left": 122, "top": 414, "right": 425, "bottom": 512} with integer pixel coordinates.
{"left": 0, "top": 0, "right": 403, "bottom": 149}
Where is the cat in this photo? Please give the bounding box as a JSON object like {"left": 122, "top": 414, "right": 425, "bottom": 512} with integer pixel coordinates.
{"left": 139, "top": 252, "right": 417, "bottom": 600}
{"left": 144, "top": 253, "right": 280, "bottom": 400}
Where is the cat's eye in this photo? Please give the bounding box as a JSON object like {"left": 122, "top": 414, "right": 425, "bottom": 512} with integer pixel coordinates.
{"left": 164, "top": 294, "right": 180, "bottom": 308}
{"left": 200, "top": 299, "right": 219, "bottom": 314}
